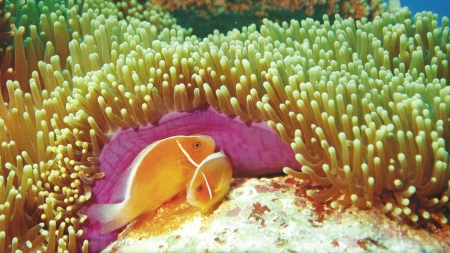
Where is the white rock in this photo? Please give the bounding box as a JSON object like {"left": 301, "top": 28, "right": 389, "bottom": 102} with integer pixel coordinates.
{"left": 102, "top": 176, "right": 450, "bottom": 252}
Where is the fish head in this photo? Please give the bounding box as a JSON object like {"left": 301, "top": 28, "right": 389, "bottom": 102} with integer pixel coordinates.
{"left": 175, "top": 135, "right": 216, "bottom": 166}
{"left": 187, "top": 151, "right": 233, "bottom": 209}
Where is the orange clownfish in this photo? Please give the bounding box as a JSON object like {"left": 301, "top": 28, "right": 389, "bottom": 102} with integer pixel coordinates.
{"left": 186, "top": 150, "right": 233, "bottom": 209}
{"left": 87, "top": 135, "right": 215, "bottom": 234}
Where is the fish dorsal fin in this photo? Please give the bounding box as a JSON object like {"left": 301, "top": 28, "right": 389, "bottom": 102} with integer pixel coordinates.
{"left": 176, "top": 139, "right": 199, "bottom": 167}
{"left": 201, "top": 171, "right": 213, "bottom": 201}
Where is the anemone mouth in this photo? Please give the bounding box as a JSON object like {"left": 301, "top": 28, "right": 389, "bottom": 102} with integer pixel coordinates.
{"left": 0, "top": 0, "right": 449, "bottom": 251}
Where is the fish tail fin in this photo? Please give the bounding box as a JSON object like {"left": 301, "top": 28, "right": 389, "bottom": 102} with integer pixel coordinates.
{"left": 87, "top": 202, "right": 130, "bottom": 234}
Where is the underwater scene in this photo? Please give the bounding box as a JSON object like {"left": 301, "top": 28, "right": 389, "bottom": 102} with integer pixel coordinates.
{"left": 0, "top": 0, "right": 449, "bottom": 252}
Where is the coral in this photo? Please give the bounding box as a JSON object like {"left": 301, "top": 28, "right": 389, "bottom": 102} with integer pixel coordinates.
{"left": 102, "top": 176, "right": 450, "bottom": 252}
{"left": 341, "top": 0, "right": 371, "bottom": 19}
{"left": 146, "top": 0, "right": 386, "bottom": 20}
{"left": 145, "top": 0, "right": 337, "bottom": 18}
{"left": 146, "top": 0, "right": 386, "bottom": 38}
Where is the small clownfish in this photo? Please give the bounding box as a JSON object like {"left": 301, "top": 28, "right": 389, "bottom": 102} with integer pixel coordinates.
{"left": 186, "top": 150, "right": 233, "bottom": 209}
{"left": 87, "top": 135, "right": 215, "bottom": 234}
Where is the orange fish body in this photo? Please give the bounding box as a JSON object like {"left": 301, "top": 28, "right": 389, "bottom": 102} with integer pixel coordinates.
{"left": 187, "top": 150, "right": 233, "bottom": 209}
{"left": 87, "top": 135, "right": 215, "bottom": 234}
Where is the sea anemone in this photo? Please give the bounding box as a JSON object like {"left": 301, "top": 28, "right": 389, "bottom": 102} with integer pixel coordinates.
{"left": 0, "top": 0, "right": 186, "bottom": 251}
{"left": 0, "top": 0, "right": 448, "bottom": 252}
{"left": 270, "top": 12, "right": 450, "bottom": 221}
{"left": 75, "top": 6, "right": 449, "bottom": 248}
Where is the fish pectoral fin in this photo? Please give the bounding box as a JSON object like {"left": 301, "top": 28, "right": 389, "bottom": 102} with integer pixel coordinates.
{"left": 132, "top": 208, "right": 157, "bottom": 226}
{"left": 173, "top": 190, "right": 187, "bottom": 200}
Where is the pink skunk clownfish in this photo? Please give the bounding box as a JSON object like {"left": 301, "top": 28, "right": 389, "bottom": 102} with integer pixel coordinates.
{"left": 187, "top": 150, "right": 233, "bottom": 209}
{"left": 87, "top": 135, "right": 215, "bottom": 234}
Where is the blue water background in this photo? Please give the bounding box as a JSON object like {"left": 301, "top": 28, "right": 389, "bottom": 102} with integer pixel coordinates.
{"left": 398, "top": 0, "right": 450, "bottom": 23}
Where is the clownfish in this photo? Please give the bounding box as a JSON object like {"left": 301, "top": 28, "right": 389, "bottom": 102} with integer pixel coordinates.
{"left": 87, "top": 135, "right": 215, "bottom": 234}
{"left": 186, "top": 150, "right": 233, "bottom": 209}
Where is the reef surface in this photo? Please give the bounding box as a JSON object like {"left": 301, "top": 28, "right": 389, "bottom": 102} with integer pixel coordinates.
{"left": 103, "top": 176, "right": 450, "bottom": 252}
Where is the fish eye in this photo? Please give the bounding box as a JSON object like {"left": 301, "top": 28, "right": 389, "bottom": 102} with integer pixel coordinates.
{"left": 193, "top": 142, "right": 201, "bottom": 149}
{"left": 197, "top": 185, "right": 202, "bottom": 192}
